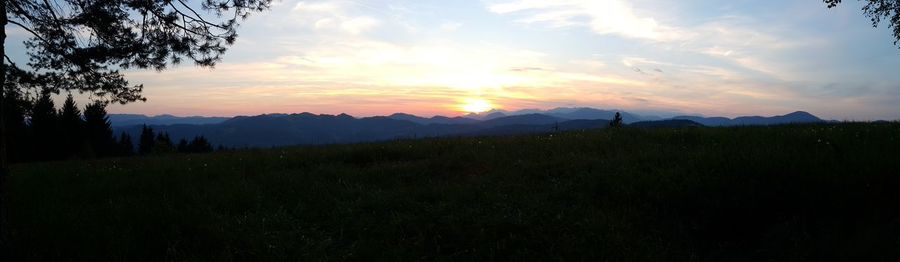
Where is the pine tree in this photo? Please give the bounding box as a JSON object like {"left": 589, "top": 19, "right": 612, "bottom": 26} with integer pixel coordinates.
{"left": 176, "top": 139, "right": 190, "bottom": 153}
{"left": 609, "top": 112, "right": 624, "bottom": 128}
{"left": 1, "top": 89, "right": 31, "bottom": 163}
{"left": 84, "top": 102, "right": 116, "bottom": 157}
{"left": 59, "top": 94, "right": 85, "bottom": 158}
{"left": 153, "top": 132, "right": 175, "bottom": 154}
{"left": 188, "top": 136, "right": 214, "bottom": 153}
{"left": 138, "top": 126, "right": 156, "bottom": 155}
{"left": 30, "top": 93, "right": 60, "bottom": 161}
{"left": 2, "top": 0, "right": 272, "bottom": 244}
{"left": 117, "top": 133, "right": 135, "bottom": 156}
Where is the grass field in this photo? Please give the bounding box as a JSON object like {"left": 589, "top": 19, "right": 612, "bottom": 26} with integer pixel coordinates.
{"left": 6, "top": 123, "right": 900, "bottom": 261}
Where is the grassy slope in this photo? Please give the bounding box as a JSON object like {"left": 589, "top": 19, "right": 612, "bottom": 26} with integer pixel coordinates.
{"left": 6, "top": 123, "right": 900, "bottom": 261}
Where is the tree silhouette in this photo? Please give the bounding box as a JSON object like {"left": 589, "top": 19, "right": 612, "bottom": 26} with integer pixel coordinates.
{"left": 176, "top": 138, "right": 190, "bottom": 153}
{"left": 138, "top": 125, "right": 155, "bottom": 155}
{"left": 1, "top": 87, "right": 28, "bottom": 163}
{"left": 117, "top": 132, "right": 134, "bottom": 157}
{"left": 84, "top": 102, "right": 115, "bottom": 157}
{"left": 609, "top": 112, "right": 624, "bottom": 128}
{"left": 59, "top": 94, "right": 85, "bottom": 158}
{"left": 153, "top": 132, "right": 175, "bottom": 154}
{"left": 826, "top": 0, "right": 900, "bottom": 47}
{"left": 30, "top": 93, "right": 59, "bottom": 160}
{"left": 2, "top": 0, "right": 274, "bottom": 103}
{"left": 0, "top": 1, "right": 274, "bottom": 222}
{"left": 188, "top": 136, "right": 213, "bottom": 153}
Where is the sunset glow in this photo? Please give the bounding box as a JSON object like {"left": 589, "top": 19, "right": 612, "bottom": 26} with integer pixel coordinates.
{"left": 461, "top": 99, "right": 495, "bottom": 113}
{"left": 7, "top": 1, "right": 900, "bottom": 258}
{"left": 6, "top": 0, "right": 894, "bottom": 120}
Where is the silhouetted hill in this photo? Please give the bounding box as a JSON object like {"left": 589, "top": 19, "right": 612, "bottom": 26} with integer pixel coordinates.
{"left": 545, "top": 108, "right": 642, "bottom": 123}
{"left": 388, "top": 113, "right": 479, "bottom": 125}
{"left": 465, "top": 107, "right": 644, "bottom": 122}
{"left": 629, "top": 119, "right": 704, "bottom": 128}
{"left": 217, "top": 113, "right": 421, "bottom": 147}
{"left": 481, "top": 111, "right": 508, "bottom": 120}
{"left": 480, "top": 114, "right": 562, "bottom": 127}
{"left": 116, "top": 113, "right": 586, "bottom": 148}
{"left": 114, "top": 111, "right": 821, "bottom": 148}
{"left": 470, "top": 119, "right": 611, "bottom": 136}
{"left": 673, "top": 111, "right": 823, "bottom": 126}
{"left": 761, "top": 111, "right": 823, "bottom": 124}
{"left": 109, "top": 114, "right": 229, "bottom": 127}
{"left": 672, "top": 116, "right": 732, "bottom": 126}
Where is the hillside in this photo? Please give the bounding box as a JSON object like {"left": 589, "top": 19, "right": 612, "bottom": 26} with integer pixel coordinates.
{"left": 464, "top": 107, "right": 647, "bottom": 123}
{"left": 113, "top": 113, "right": 698, "bottom": 148}
{"left": 6, "top": 123, "right": 900, "bottom": 260}
{"left": 108, "top": 114, "right": 230, "bottom": 127}
{"left": 674, "top": 111, "right": 824, "bottom": 126}
{"left": 111, "top": 110, "right": 830, "bottom": 149}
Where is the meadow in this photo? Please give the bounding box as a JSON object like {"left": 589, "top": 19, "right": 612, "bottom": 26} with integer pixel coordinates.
{"left": 5, "top": 123, "right": 900, "bottom": 261}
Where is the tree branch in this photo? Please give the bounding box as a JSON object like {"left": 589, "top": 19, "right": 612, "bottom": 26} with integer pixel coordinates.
{"left": 146, "top": 9, "right": 214, "bottom": 38}
{"left": 177, "top": 0, "right": 227, "bottom": 30}
{"left": 4, "top": 55, "right": 16, "bottom": 66}
{"left": 7, "top": 20, "right": 52, "bottom": 45}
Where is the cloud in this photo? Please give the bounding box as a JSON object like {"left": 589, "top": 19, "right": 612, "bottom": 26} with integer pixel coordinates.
{"left": 488, "top": 0, "right": 677, "bottom": 41}
{"left": 105, "top": 0, "right": 900, "bottom": 120}
{"left": 487, "top": 1, "right": 826, "bottom": 82}
{"left": 291, "top": 1, "right": 381, "bottom": 34}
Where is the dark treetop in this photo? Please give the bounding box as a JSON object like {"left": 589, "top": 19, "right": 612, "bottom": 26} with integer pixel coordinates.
{"left": 3, "top": 0, "right": 273, "bottom": 103}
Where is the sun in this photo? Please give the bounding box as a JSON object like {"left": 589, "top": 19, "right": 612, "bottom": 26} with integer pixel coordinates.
{"left": 461, "top": 99, "right": 494, "bottom": 113}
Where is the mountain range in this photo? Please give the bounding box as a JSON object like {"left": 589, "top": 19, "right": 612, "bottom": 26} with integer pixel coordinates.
{"left": 108, "top": 114, "right": 230, "bottom": 127}
{"left": 672, "top": 111, "right": 823, "bottom": 126}
{"left": 111, "top": 109, "right": 826, "bottom": 148}
{"left": 463, "top": 107, "right": 644, "bottom": 123}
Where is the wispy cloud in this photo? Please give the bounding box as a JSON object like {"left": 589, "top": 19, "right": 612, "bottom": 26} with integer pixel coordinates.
{"left": 291, "top": 1, "right": 381, "bottom": 34}
{"left": 488, "top": 0, "right": 676, "bottom": 40}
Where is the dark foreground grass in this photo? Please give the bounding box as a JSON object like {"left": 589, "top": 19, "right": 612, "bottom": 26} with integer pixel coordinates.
{"left": 6, "top": 123, "right": 900, "bottom": 261}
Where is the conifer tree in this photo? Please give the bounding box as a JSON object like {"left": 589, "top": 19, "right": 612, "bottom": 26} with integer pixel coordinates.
{"left": 59, "top": 94, "right": 85, "bottom": 158}
{"left": 1, "top": 89, "right": 30, "bottom": 163}
{"left": 30, "top": 93, "right": 59, "bottom": 160}
{"left": 188, "top": 136, "right": 214, "bottom": 153}
{"left": 177, "top": 139, "right": 190, "bottom": 153}
{"left": 1, "top": 0, "right": 273, "bottom": 243}
{"left": 84, "top": 102, "right": 115, "bottom": 157}
{"left": 138, "top": 126, "right": 156, "bottom": 155}
{"left": 153, "top": 132, "right": 175, "bottom": 154}
{"left": 117, "top": 133, "right": 135, "bottom": 157}
{"left": 609, "top": 112, "right": 624, "bottom": 128}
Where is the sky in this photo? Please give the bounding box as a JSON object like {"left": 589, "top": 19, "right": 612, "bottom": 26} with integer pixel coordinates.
{"left": 7, "top": 0, "right": 900, "bottom": 120}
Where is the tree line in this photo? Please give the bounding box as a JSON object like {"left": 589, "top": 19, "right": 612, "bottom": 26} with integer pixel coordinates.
{"left": 2, "top": 92, "right": 214, "bottom": 164}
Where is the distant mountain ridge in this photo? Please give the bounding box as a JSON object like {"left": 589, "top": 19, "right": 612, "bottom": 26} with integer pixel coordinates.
{"left": 387, "top": 113, "right": 480, "bottom": 125}
{"left": 113, "top": 109, "right": 826, "bottom": 148}
{"left": 115, "top": 113, "right": 676, "bottom": 148}
{"left": 464, "top": 107, "right": 643, "bottom": 123}
{"left": 673, "top": 111, "right": 824, "bottom": 126}
{"left": 109, "top": 114, "right": 229, "bottom": 127}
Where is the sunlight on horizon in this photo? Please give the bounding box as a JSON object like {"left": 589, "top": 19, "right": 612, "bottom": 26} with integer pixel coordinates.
{"left": 460, "top": 98, "right": 496, "bottom": 114}
{"left": 78, "top": 0, "right": 900, "bottom": 120}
